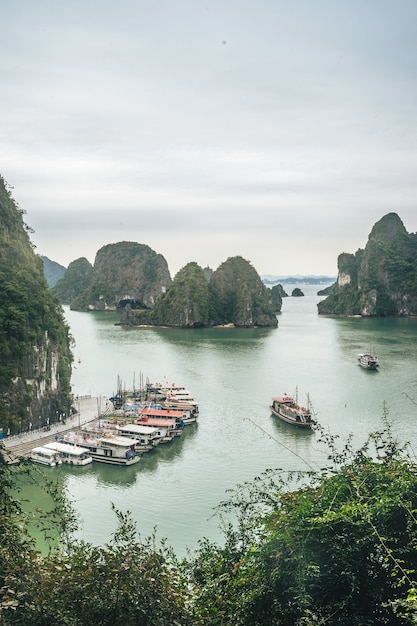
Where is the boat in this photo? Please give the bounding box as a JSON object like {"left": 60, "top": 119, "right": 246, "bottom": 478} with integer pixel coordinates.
{"left": 358, "top": 351, "right": 379, "bottom": 370}
{"left": 270, "top": 392, "right": 316, "bottom": 428}
{"left": 115, "top": 423, "right": 163, "bottom": 450}
{"left": 134, "top": 417, "right": 181, "bottom": 443}
{"left": 64, "top": 431, "right": 140, "bottom": 465}
{"left": 43, "top": 441, "right": 93, "bottom": 465}
{"left": 30, "top": 446, "right": 62, "bottom": 466}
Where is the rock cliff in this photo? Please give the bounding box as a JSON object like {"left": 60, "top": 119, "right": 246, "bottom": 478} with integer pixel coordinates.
{"left": 0, "top": 176, "right": 73, "bottom": 435}
{"left": 70, "top": 242, "right": 172, "bottom": 311}
{"left": 121, "top": 256, "right": 278, "bottom": 328}
{"left": 209, "top": 256, "right": 278, "bottom": 327}
{"left": 123, "top": 262, "right": 210, "bottom": 327}
{"left": 318, "top": 213, "right": 417, "bottom": 316}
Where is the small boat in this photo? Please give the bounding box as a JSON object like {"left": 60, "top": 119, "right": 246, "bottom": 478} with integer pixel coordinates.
{"left": 43, "top": 441, "right": 93, "bottom": 465}
{"left": 358, "top": 351, "right": 379, "bottom": 370}
{"left": 270, "top": 391, "right": 316, "bottom": 428}
{"left": 30, "top": 446, "right": 62, "bottom": 467}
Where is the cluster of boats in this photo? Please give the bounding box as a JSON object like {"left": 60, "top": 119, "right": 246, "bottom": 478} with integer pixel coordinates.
{"left": 30, "top": 381, "right": 198, "bottom": 467}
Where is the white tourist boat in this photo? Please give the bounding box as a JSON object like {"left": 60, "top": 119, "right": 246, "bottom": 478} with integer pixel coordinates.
{"left": 43, "top": 441, "right": 93, "bottom": 465}
{"left": 30, "top": 446, "right": 62, "bottom": 467}
{"left": 115, "top": 423, "right": 162, "bottom": 450}
{"left": 64, "top": 431, "right": 140, "bottom": 465}
{"left": 358, "top": 351, "right": 379, "bottom": 370}
{"left": 128, "top": 417, "right": 179, "bottom": 443}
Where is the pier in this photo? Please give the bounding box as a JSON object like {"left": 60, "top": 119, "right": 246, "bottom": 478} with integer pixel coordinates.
{"left": 1, "top": 396, "right": 110, "bottom": 463}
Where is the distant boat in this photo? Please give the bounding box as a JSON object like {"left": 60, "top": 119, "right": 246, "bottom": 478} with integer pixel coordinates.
{"left": 358, "top": 351, "right": 379, "bottom": 370}
{"left": 270, "top": 391, "right": 316, "bottom": 428}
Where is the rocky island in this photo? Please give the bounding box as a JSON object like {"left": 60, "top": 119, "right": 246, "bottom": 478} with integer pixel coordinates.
{"left": 318, "top": 213, "right": 417, "bottom": 316}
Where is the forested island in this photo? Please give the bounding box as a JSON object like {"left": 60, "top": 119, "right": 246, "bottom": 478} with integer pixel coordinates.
{"left": 318, "top": 213, "right": 417, "bottom": 316}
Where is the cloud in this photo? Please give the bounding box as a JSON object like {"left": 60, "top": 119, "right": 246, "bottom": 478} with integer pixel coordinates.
{"left": 1, "top": 0, "right": 417, "bottom": 276}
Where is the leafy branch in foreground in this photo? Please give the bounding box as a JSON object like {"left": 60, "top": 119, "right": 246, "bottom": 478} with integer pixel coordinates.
{"left": 184, "top": 415, "right": 417, "bottom": 625}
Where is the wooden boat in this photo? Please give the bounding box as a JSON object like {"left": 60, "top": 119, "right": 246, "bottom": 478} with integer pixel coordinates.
{"left": 30, "top": 446, "right": 62, "bottom": 466}
{"left": 43, "top": 441, "right": 93, "bottom": 465}
{"left": 64, "top": 432, "right": 140, "bottom": 465}
{"left": 270, "top": 392, "right": 316, "bottom": 428}
{"left": 358, "top": 351, "right": 379, "bottom": 370}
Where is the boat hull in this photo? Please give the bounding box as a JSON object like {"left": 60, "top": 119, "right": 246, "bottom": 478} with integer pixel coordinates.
{"left": 270, "top": 405, "right": 314, "bottom": 428}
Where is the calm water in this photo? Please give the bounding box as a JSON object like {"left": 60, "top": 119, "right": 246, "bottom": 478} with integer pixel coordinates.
{"left": 25, "top": 286, "right": 417, "bottom": 555}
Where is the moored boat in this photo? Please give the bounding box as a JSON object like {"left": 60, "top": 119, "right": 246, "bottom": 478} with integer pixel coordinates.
{"left": 358, "top": 351, "right": 379, "bottom": 370}
{"left": 270, "top": 391, "right": 316, "bottom": 428}
{"left": 116, "top": 423, "right": 163, "bottom": 450}
{"left": 64, "top": 431, "right": 140, "bottom": 465}
{"left": 30, "top": 446, "right": 62, "bottom": 467}
{"left": 43, "top": 441, "right": 93, "bottom": 465}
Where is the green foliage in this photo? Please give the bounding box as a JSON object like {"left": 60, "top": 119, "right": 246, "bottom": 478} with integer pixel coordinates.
{"left": 0, "top": 176, "right": 73, "bottom": 431}
{"left": 1, "top": 489, "right": 193, "bottom": 626}
{"left": 51, "top": 257, "right": 93, "bottom": 304}
{"left": 317, "top": 283, "right": 362, "bottom": 315}
{"left": 318, "top": 215, "right": 417, "bottom": 317}
{"left": 2, "top": 417, "right": 417, "bottom": 624}
{"left": 185, "top": 419, "right": 417, "bottom": 625}
{"left": 148, "top": 262, "right": 210, "bottom": 327}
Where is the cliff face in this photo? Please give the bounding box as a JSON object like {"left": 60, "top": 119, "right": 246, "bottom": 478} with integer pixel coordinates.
{"left": 123, "top": 262, "right": 210, "bottom": 327}
{"left": 318, "top": 213, "right": 417, "bottom": 316}
{"left": 51, "top": 257, "right": 93, "bottom": 305}
{"left": 209, "top": 256, "right": 278, "bottom": 328}
{"left": 0, "top": 176, "right": 73, "bottom": 434}
{"left": 122, "top": 256, "right": 278, "bottom": 328}
{"left": 70, "top": 242, "right": 172, "bottom": 311}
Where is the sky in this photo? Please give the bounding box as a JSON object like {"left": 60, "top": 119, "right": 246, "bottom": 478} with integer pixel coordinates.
{"left": 1, "top": 0, "right": 417, "bottom": 279}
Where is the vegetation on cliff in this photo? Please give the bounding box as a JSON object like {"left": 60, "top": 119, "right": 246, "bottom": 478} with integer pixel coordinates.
{"left": 51, "top": 257, "right": 93, "bottom": 305}
{"left": 1, "top": 419, "right": 417, "bottom": 624}
{"left": 122, "top": 256, "right": 278, "bottom": 328}
{"left": 123, "top": 262, "right": 210, "bottom": 327}
{"left": 209, "top": 256, "right": 278, "bottom": 327}
{"left": 318, "top": 213, "right": 417, "bottom": 316}
{"left": 70, "top": 242, "right": 171, "bottom": 311}
{"left": 0, "top": 176, "right": 73, "bottom": 434}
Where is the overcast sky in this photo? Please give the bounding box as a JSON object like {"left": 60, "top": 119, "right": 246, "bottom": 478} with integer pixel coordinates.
{"left": 1, "top": 0, "right": 416, "bottom": 278}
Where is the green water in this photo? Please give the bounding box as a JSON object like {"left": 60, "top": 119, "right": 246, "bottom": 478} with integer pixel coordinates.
{"left": 20, "top": 286, "right": 417, "bottom": 556}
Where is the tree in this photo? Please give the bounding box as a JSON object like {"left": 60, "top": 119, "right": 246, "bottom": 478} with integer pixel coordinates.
{"left": 185, "top": 417, "right": 417, "bottom": 625}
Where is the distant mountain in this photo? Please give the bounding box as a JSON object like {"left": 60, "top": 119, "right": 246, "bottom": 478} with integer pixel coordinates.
{"left": 262, "top": 275, "right": 336, "bottom": 285}
{"left": 41, "top": 255, "right": 66, "bottom": 287}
